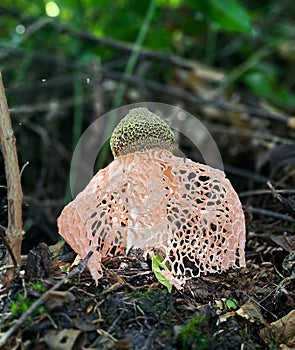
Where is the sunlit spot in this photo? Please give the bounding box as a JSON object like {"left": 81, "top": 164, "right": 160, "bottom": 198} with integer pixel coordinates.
{"left": 45, "top": 1, "right": 60, "bottom": 17}
{"left": 15, "top": 24, "right": 25, "bottom": 35}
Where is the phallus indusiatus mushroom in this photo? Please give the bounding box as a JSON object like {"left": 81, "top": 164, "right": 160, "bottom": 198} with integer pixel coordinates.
{"left": 57, "top": 107, "right": 246, "bottom": 289}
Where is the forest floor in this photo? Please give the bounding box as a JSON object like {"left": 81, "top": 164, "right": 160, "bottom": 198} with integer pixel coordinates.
{"left": 0, "top": 68, "right": 295, "bottom": 350}
{"left": 0, "top": 203, "right": 294, "bottom": 350}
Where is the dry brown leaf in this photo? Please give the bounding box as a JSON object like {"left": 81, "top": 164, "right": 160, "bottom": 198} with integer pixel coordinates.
{"left": 236, "top": 300, "right": 266, "bottom": 324}
{"left": 49, "top": 241, "right": 65, "bottom": 258}
{"left": 43, "top": 290, "right": 75, "bottom": 310}
{"left": 43, "top": 329, "right": 86, "bottom": 350}
{"left": 260, "top": 310, "right": 295, "bottom": 347}
{"left": 219, "top": 300, "right": 266, "bottom": 325}
{"left": 218, "top": 310, "right": 237, "bottom": 323}
{"left": 270, "top": 234, "right": 295, "bottom": 254}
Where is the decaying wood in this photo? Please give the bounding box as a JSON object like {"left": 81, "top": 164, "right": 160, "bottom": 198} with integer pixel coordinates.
{"left": 0, "top": 71, "right": 23, "bottom": 282}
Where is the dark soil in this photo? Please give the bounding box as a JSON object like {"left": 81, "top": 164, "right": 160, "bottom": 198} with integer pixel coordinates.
{"left": 0, "top": 232, "right": 294, "bottom": 350}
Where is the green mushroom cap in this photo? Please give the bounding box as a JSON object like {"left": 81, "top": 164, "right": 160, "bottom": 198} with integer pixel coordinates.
{"left": 110, "top": 107, "right": 176, "bottom": 158}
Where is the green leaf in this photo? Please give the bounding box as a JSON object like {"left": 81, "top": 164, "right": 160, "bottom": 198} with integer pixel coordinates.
{"left": 198, "top": 0, "right": 252, "bottom": 33}
{"left": 151, "top": 254, "right": 173, "bottom": 293}
{"left": 243, "top": 68, "right": 295, "bottom": 110}
{"left": 225, "top": 298, "right": 238, "bottom": 310}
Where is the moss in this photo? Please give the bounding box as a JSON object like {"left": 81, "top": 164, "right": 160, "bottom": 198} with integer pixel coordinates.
{"left": 32, "top": 281, "right": 46, "bottom": 293}
{"left": 110, "top": 107, "right": 175, "bottom": 158}
{"left": 10, "top": 293, "right": 45, "bottom": 316}
{"left": 179, "top": 314, "right": 208, "bottom": 350}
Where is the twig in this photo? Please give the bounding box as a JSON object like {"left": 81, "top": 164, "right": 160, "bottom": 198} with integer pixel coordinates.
{"left": 4, "top": 49, "right": 290, "bottom": 124}
{"left": 239, "top": 189, "right": 295, "bottom": 198}
{"left": 213, "top": 44, "right": 274, "bottom": 96}
{"left": 0, "top": 251, "right": 93, "bottom": 348}
{"left": 267, "top": 181, "right": 295, "bottom": 218}
{"left": 238, "top": 291, "right": 278, "bottom": 320}
{"left": 0, "top": 71, "right": 23, "bottom": 274}
{"left": 1, "top": 21, "right": 290, "bottom": 124}
{"left": 53, "top": 22, "right": 196, "bottom": 71}
{"left": 9, "top": 68, "right": 289, "bottom": 124}
{"left": 103, "top": 69, "right": 289, "bottom": 123}
{"left": 243, "top": 205, "right": 295, "bottom": 222}
{"left": 20, "top": 161, "right": 29, "bottom": 178}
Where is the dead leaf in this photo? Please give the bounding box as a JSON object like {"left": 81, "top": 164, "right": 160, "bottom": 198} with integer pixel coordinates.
{"left": 49, "top": 241, "right": 65, "bottom": 258}
{"left": 218, "top": 310, "right": 237, "bottom": 323}
{"left": 269, "top": 234, "right": 295, "bottom": 253}
{"left": 219, "top": 300, "right": 267, "bottom": 325}
{"left": 260, "top": 310, "right": 295, "bottom": 347}
{"left": 43, "top": 290, "right": 75, "bottom": 310}
{"left": 43, "top": 329, "right": 86, "bottom": 350}
{"left": 236, "top": 300, "right": 266, "bottom": 324}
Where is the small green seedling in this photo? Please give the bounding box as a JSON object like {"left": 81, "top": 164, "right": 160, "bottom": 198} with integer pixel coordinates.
{"left": 225, "top": 298, "right": 239, "bottom": 310}
{"left": 150, "top": 254, "right": 173, "bottom": 293}
{"left": 61, "top": 263, "right": 71, "bottom": 273}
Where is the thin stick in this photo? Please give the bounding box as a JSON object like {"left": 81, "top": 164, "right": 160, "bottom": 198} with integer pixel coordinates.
{"left": 0, "top": 71, "right": 23, "bottom": 273}
{"left": 20, "top": 161, "right": 30, "bottom": 178}
{"left": 239, "top": 189, "right": 295, "bottom": 198}
{"left": 243, "top": 205, "right": 295, "bottom": 222}
{"left": 0, "top": 251, "right": 93, "bottom": 348}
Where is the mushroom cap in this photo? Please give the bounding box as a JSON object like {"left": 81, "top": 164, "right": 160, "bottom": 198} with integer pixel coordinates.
{"left": 110, "top": 107, "right": 175, "bottom": 158}
{"left": 58, "top": 149, "right": 246, "bottom": 288}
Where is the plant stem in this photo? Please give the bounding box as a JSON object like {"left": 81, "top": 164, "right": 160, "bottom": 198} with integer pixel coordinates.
{"left": 96, "top": 0, "right": 157, "bottom": 170}
{"left": 205, "top": 24, "right": 217, "bottom": 65}
{"left": 0, "top": 71, "right": 23, "bottom": 279}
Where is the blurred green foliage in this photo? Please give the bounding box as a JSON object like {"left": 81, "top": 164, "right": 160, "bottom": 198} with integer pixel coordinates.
{"left": 1, "top": 0, "right": 295, "bottom": 109}
{"left": 193, "top": 0, "right": 252, "bottom": 33}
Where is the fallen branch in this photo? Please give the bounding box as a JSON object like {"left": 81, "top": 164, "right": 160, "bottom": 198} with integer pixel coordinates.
{"left": 0, "top": 251, "right": 93, "bottom": 348}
